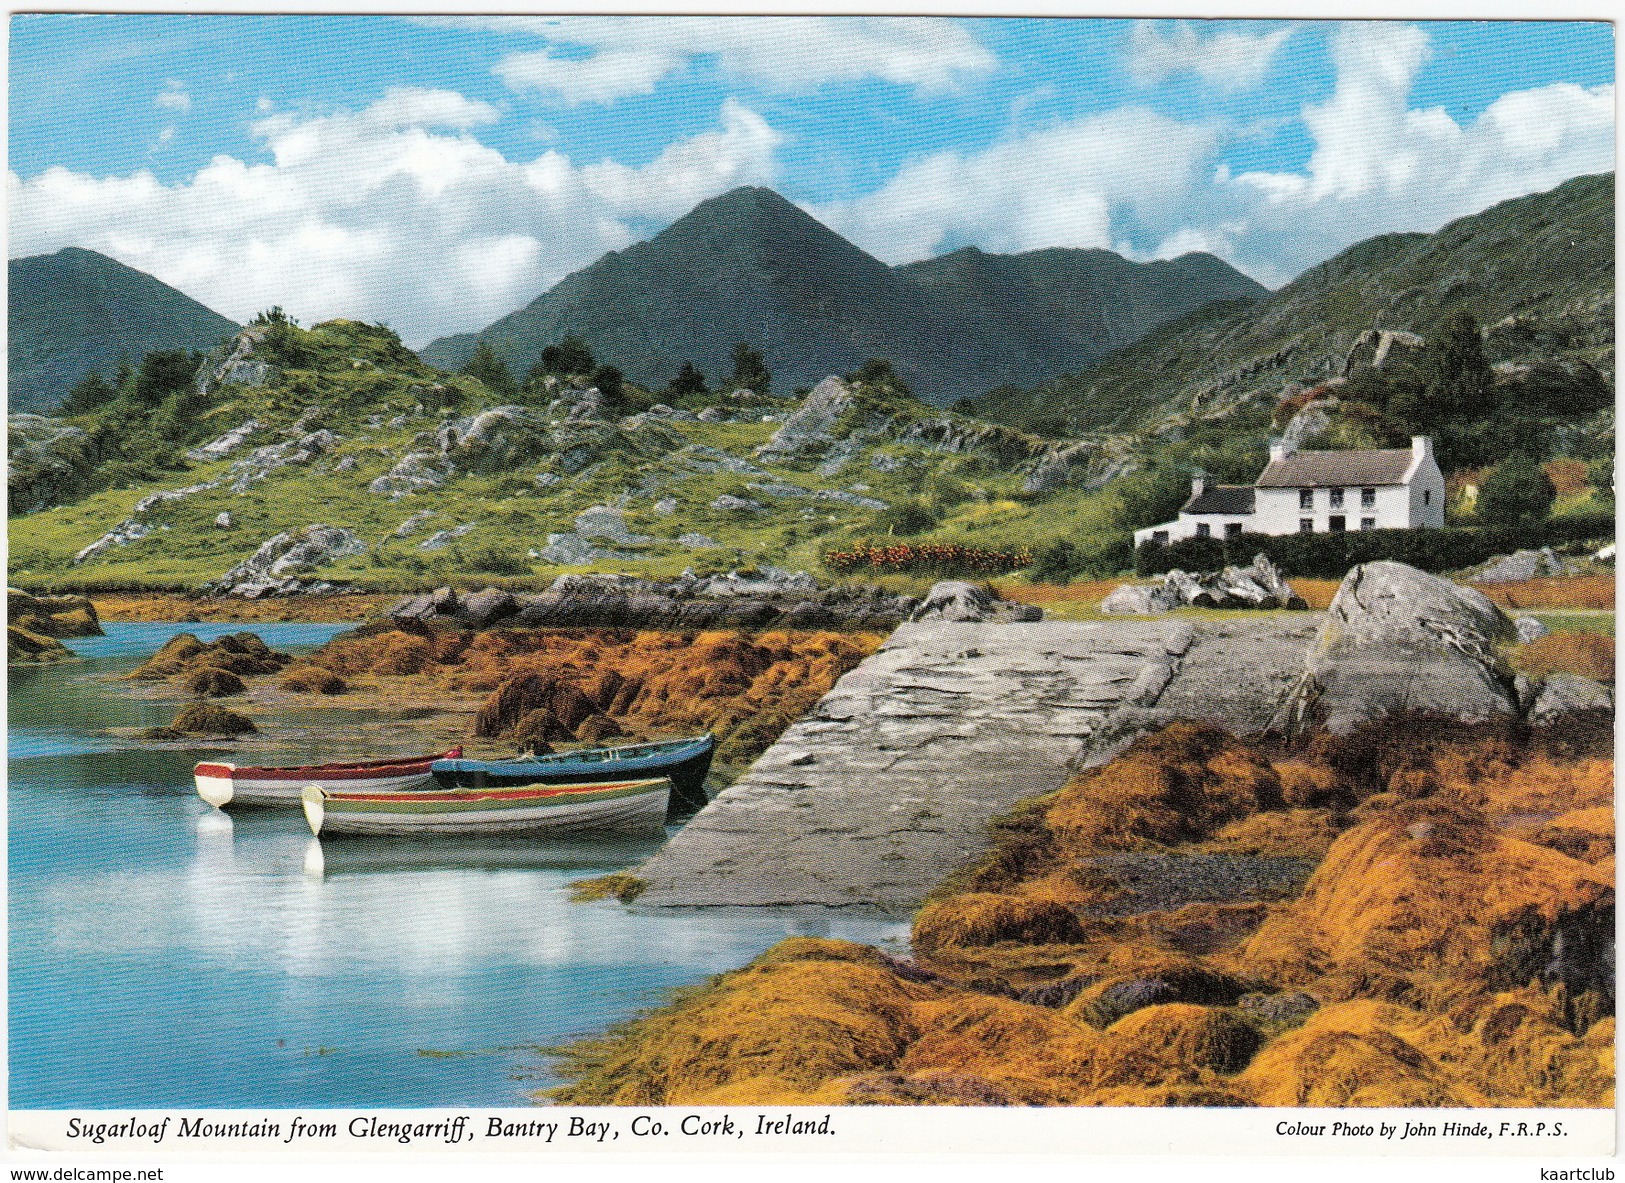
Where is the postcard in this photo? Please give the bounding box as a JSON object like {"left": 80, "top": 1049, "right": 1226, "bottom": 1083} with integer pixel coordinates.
{"left": 5, "top": 6, "right": 1616, "bottom": 1181}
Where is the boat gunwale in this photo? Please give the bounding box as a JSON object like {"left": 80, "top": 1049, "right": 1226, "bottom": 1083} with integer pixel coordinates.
{"left": 195, "top": 747, "right": 463, "bottom": 781}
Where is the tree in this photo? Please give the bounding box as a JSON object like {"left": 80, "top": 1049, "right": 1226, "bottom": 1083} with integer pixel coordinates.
{"left": 667, "top": 362, "right": 707, "bottom": 397}
{"left": 131, "top": 349, "right": 202, "bottom": 407}
{"left": 1114, "top": 465, "right": 1198, "bottom": 531}
{"left": 462, "top": 340, "right": 515, "bottom": 396}
{"left": 1392, "top": 312, "right": 1494, "bottom": 433}
{"left": 61, "top": 371, "right": 117, "bottom": 416}
{"left": 729, "top": 342, "right": 771, "bottom": 393}
{"left": 1476, "top": 453, "right": 1555, "bottom": 525}
{"left": 540, "top": 335, "right": 594, "bottom": 376}
{"left": 592, "top": 364, "right": 626, "bottom": 408}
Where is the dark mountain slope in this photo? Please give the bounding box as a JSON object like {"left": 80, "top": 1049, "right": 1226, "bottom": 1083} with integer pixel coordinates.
{"left": 8, "top": 247, "right": 239, "bottom": 413}
{"left": 421, "top": 186, "right": 1267, "bottom": 405}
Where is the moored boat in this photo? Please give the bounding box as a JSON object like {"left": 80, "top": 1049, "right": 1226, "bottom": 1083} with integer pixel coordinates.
{"left": 194, "top": 748, "right": 463, "bottom": 809}
{"left": 302, "top": 776, "right": 671, "bottom": 837}
{"left": 431, "top": 734, "right": 715, "bottom": 815}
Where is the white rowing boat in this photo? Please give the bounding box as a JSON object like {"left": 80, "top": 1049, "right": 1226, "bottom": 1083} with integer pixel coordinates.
{"left": 193, "top": 748, "right": 462, "bottom": 808}
{"left": 301, "top": 775, "right": 671, "bottom": 837}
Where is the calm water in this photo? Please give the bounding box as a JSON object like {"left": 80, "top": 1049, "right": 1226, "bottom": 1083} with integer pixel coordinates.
{"left": 9, "top": 623, "right": 908, "bottom": 1109}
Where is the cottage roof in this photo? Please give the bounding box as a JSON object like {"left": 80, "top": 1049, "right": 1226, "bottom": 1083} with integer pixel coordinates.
{"left": 1183, "top": 485, "right": 1255, "bottom": 515}
{"left": 1256, "top": 448, "right": 1414, "bottom": 488}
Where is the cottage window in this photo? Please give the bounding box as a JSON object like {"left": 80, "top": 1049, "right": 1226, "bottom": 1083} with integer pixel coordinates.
{"left": 1196, "top": 522, "right": 1211, "bottom": 538}
{"left": 1423, "top": 489, "right": 1432, "bottom": 506}
{"left": 1330, "top": 488, "right": 1344, "bottom": 509}
{"left": 1361, "top": 517, "right": 1376, "bottom": 531}
{"left": 1153, "top": 530, "right": 1169, "bottom": 545}
{"left": 1298, "top": 518, "right": 1313, "bottom": 533}
{"left": 1225, "top": 522, "right": 1243, "bottom": 538}
{"left": 1361, "top": 487, "right": 1376, "bottom": 508}
{"left": 1299, "top": 489, "right": 1313, "bottom": 510}
{"left": 1329, "top": 515, "right": 1346, "bottom": 533}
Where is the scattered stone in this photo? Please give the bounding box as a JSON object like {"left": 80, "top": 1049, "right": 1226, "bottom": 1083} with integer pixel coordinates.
{"left": 459, "top": 587, "right": 520, "bottom": 628}
{"left": 697, "top": 407, "right": 726, "bottom": 423}
{"left": 419, "top": 523, "right": 476, "bottom": 551}
{"left": 1529, "top": 674, "right": 1613, "bottom": 723}
{"left": 534, "top": 472, "right": 561, "bottom": 488}
{"left": 393, "top": 509, "right": 436, "bottom": 537}
{"left": 214, "top": 512, "right": 234, "bottom": 529}
{"left": 678, "top": 532, "right": 720, "bottom": 549}
{"left": 1515, "top": 615, "right": 1551, "bottom": 643}
{"left": 755, "top": 375, "right": 854, "bottom": 459}
{"left": 1471, "top": 548, "right": 1571, "bottom": 583}
{"left": 187, "top": 419, "right": 261, "bottom": 462}
{"left": 575, "top": 506, "right": 651, "bottom": 545}
{"left": 73, "top": 519, "right": 151, "bottom": 564}
{"left": 1102, "top": 555, "right": 1304, "bottom": 614}
{"left": 369, "top": 451, "right": 454, "bottom": 497}
{"left": 653, "top": 497, "right": 678, "bottom": 516}
{"left": 335, "top": 455, "right": 359, "bottom": 473}
{"left": 711, "top": 494, "right": 764, "bottom": 513}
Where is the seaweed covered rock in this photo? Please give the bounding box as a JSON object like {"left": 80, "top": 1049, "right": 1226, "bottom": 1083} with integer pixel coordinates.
{"left": 8, "top": 589, "right": 102, "bottom": 637}
{"left": 1046, "top": 723, "right": 1283, "bottom": 851}
{"left": 912, "top": 893, "right": 1089, "bottom": 953}
{"left": 152, "top": 702, "right": 257, "bottom": 737}
{"left": 8, "top": 624, "right": 76, "bottom": 665}
{"left": 1091, "top": 1003, "right": 1262, "bottom": 1087}
{"left": 549, "top": 939, "right": 941, "bottom": 1106}
{"left": 129, "top": 631, "right": 290, "bottom": 682}
{"left": 1239, "top": 799, "right": 1612, "bottom": 1006}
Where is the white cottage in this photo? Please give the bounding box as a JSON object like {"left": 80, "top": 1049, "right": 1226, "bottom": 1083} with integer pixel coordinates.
{"left": 1134, "top": 436, "right": 1445, "bottom": 546}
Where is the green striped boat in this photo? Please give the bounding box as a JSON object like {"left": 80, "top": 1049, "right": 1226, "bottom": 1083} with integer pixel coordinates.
{"left": 301, "top": 776, "right": 670, "bottom": 838}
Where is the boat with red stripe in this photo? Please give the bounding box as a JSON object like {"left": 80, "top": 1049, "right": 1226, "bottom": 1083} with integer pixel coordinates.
{"left": 302, "top": 775, "right": 670, "bottom": 837}
{"left": 194, "top": 748, "right": 463, "bottom": 809}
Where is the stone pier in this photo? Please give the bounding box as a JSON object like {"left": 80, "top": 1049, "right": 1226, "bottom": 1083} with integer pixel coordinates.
{"left": 635, "top": 617, "right": 1319, "bottom": 912}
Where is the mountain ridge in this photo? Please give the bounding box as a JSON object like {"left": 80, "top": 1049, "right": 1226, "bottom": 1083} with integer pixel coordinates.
{"left": 420, "top": 185, "right": 1268, "bottom": 404}
{"left": 8, "top": 247, "right": 239, "bottom": 414}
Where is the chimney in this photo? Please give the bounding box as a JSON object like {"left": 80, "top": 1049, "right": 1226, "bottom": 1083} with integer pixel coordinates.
{"left": 1190, "top": 472, "right": 1207, "bottom": 499}
{"left": 1269, "top": 438, "right": 1292, "bottom": 463}
{"left": 1412, "top": 435, "right": 1432, "bottom": 461}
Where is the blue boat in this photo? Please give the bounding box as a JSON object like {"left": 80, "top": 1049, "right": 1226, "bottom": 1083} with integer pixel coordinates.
{"left": 431, "top": 734, "right": 716, "bottom": 816}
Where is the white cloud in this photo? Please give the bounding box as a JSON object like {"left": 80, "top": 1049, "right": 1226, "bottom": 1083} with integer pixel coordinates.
{"left": 1221, "top": 22, "right": 1615, "bottom": 282}
{"left": 8, "top": 87, "right": 782, "bottom": 347}
{"left": 819, "top": 21, "right": 1613, "bottom": 294}
{"left": 813, "top": 107, "right": 1223, "bottom": 263}
{"left": 474, "top": 16, "right": 996, "bottom": 105}
{"left": 1128, "top": 21, "right": 1292, "bottom": 93}
{"left": 156, "top": 79, "right": 191, "bottom": 111}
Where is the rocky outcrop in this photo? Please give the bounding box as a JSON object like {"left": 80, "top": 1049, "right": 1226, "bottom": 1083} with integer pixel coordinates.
{"left": 1341, "top": 328, "right": 1425, "bottom": 376}
{"left": 194, "top": 325, "right": 278, "bottom": 396}
{"left": 755, "top": 376, "right": 854, "bottom": 459}
{"left": 204, "top": 524, "right": 367, "bottom": 597}
{"left": 1272, "top": 561, "right": 1520, "bottom": 735}
{"left": 909, "top": 581, "right": 1042, "bottom": 623}
{"left": 187, "top": 419, "right": 261, "bottom": 462}
{"left": 8, "top": 414, "right": 98, "bottom": 514}
{"left": 1102, "top": 556, "right": 1305, "bottom": 614}
{"left": 386, "top": 572, "right": 915, "bottom": 633}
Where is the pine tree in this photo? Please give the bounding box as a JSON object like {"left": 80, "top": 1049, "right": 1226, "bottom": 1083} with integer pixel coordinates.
{"left": 667, "top": 362, "right": 707, "bottom": 397}
{"left": 462, "top": 341, "right": 515, "bottom": 396}
{"left": 729, "top": 342, "right": 771, "bottom": 393}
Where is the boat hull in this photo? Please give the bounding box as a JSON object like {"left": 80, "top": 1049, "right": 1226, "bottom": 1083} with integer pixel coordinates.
{"left": 195, "top": 749, "right": 460, "bottom": 809}
{"left": 431, "top": 736, "right": 714, "bottom": 815}
{"left": 303, "top": 776, "right": 671, "bottom": 837}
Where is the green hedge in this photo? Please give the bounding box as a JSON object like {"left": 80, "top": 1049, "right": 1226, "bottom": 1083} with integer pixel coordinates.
{"left": 1134, "top": 512, "right": 1615, "bottom": 578}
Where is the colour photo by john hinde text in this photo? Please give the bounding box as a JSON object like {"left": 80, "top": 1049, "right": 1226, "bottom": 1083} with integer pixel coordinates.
{"left": 4, "top": 9, "right": 1617, "bottom": 1167}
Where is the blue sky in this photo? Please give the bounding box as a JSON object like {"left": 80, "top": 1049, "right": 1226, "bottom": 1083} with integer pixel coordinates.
{"left": 8, "top": 16, "right": 1615, "bottom": 347}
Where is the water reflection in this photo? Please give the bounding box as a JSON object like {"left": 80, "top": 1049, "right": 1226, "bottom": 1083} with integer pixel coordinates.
{"left": 12, "top": 623, "right": 908, "bottom": 1108}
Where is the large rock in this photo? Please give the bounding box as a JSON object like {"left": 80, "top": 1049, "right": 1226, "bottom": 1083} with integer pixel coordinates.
{"left": 909, "top": 581, "right": 1042, "bottom": 623}
{"left": 187, "top": 419, "right": 261, "bottom": 462}
{"left": 1274, "top": 561, "right": 1520, "bottom": 735}
{"left": 754, "top": 375, "right": 854, "bottom": 459}
{"left": 1100, "top": 583, "right": 1182, "bottom": 615}
{"left": 8, "top": 588, "right": 102, "bottom": 637}
{"left": 1472, "top": 548, "right": 1570, "bottom": 583}
{"left": 1529, "top": 674, "right": 1613, "bottom": 723}
{"left": 8, "top": 414, "right": 97, "bottom": 514}
{"left": 206, "top": 524, "right": 367, "bottom": 596}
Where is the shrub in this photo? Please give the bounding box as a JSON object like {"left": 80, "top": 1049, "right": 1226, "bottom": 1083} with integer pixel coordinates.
{"left": 1478, "top": 454, "right": 1556, "bottom": 525}
{"left": 1134, "top": 513, "right": 1614, "bottom": 578}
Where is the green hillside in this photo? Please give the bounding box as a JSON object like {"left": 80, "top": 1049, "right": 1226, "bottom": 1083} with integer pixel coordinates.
{"left": 8, "top": 247, "right": 239, "bottom": 413}
{"left": 10, "top": 317, "right": 1124, "bottom": 593}
{"left": 420, "top": 186, "right": 1265, "bottom": 407}
{"left": 963, "top": 173, "right": 1614, "bottom": 438}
